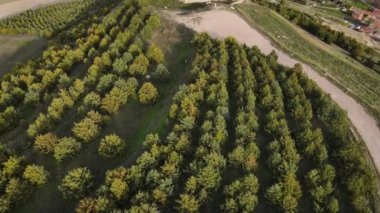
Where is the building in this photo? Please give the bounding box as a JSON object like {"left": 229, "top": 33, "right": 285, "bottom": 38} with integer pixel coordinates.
{"left": 350, "top": 6, "right": 374, "bottom": 21}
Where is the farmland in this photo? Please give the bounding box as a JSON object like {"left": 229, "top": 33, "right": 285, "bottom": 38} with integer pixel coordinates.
{"left": 0, "top": 0, "right": 378, "bottom": 212}
{"left": 237, "top": 2, "right": 380, "bottom": 123}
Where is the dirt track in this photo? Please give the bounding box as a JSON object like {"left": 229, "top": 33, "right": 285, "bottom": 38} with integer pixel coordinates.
{"left": 167, "top": 9, "right": 380, "bottom": 173}
{"left": 0, "top": 0, "right": 61, "bottom": 19}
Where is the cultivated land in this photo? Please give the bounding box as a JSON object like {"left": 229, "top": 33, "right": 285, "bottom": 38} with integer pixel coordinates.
{"left": 0, "top": 0, "right": 379, "bottom": 212}
{"left": 166, "top": 6, "right": 380, "bottom": 175}
{"left": 236, "top": 2, "right": 380, "bottom": 121}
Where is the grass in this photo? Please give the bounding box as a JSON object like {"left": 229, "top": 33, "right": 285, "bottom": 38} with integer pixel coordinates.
{"left": 346, "top": 0, "right": 372, "bottom": 10}
{"left": 286, "top": 0, "right": 348, "bottom": 21}
{"left": 12, "top": 16, "right": 195, "bottom": 212}
{"left": 236, "top": 2, "right": 380, "bottom": 123}
{"left": 140, "top": 0, "right": 184, "bottom": 8}
{"left": 0, "top": 35, "right": 47, "bottom": 77}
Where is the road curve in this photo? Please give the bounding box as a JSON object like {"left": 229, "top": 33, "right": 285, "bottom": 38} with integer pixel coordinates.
{"left": 0, "top": 0, "right": 61, "bottom": 20}
{"left": 167, "top": 9, "right": 380, "bottom": 173}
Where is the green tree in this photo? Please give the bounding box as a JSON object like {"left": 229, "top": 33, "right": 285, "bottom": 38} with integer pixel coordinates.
{"left": 54, "top": 137, "right": 82, "bottom": 162}
{"left": 176, "top": 194, "right": 199, "bottom": 213}
{"left": 59, "top": 167, "right": 93, "bottom": 199}
{"left": 83, "top": 92, "right": 101, "bottom": 109}
{"left": 129, "top": 54, "right": 149, "bottom": 75}
{"left": 138, "top": 82, "right": 158, "bottom": 104}
{"left": 22, "top": 164, "right": 49, "bottom": 186}
{"left": 147, "top": 44, "right": 164, "bottom": 64}
{"left": 112, "top": 58, "right": 128, "bottom": 75}
{"left": 98, "top": 134, "right": 126, "bottom": 159}
{"left": 96, "top": 74, "right": 117, "bottom": 93}
{"left": 73, "top": 118, "right": 100, "bottom": 142}
{"left": 152, "top": 64, "right": 170, "bottom": 81}
{"left": 110, "top": 178, "right": 128, "bottom": 200}
{"left": 34, "top": 132, "right": 58, "bottom": 154}
{"left": 2, "top": 156, "right": 23, "bottom": 176}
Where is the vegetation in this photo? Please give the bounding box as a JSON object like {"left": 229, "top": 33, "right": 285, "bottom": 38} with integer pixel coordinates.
{"left": 237, "top": 2, "right": 380, "bottom": 123}
{"left": 273, "top": 1, "right": 379, "bottom": 72}
{"left": 72, "top": 34, "right": 378, "bottom": 212}
{"left": 0, "top": 0, "right": 110, "bottom": 37}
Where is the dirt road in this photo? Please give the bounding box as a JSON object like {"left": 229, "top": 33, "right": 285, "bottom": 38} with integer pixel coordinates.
{"left": 167, "top": 9, "right": 380, "bottom": 173}
{"left": 0, "top": 0, "right": 61, "bottom": 19}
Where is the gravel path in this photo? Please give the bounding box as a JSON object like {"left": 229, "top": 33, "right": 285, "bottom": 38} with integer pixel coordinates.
{"left": 0, "top": 0, "right": 61, "bottom": 20}
{"left": 167, "top": 9, "right": 380, "bottom": 173}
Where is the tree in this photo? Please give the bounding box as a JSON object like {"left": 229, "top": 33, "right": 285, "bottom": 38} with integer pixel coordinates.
{"left": 138, "top": 82, "right": 158, "bottom": 104}
{"left": 34, "top": 132, "right": 58, "bottom": 154}
{"left": 4, "top": 178, "right": 28, "bottom": 201}
{"left": 152, "top": 64, "right": 170, "bottom": 81}
{"left": 83, "top": 92, "right": 101, "bottom": 109}
{"left": 129, "top": 53, "right": 149, "bottom": 75}
{"left": 54, "top": 137, "right": 82, "bottom": 162}
{"left": 110, "top": 178, "right": 128, "bottom": 200}
{"left": 96, "top": 74, "right": 117, "bottom": 93}
{"left": 101, "top": 87, "right": 128, "bottom": 114}
{"left": 59, "top": 167, "right": 93, "bottom": 199}
{"left": 2, "top": 156, "right": 23, "bottom": 176}
{"left": 98, "top": 134, "right": 126, "bottom": 159}
{"left": 176, "top": 194, "right": 199, "bottom": 213}
{"left": 22, "top": 164, "right": 49, "bottom": 186}
{"left": 112, "top": 58, "right": 128, "bottom": 74}
{"left": 147, "top": 44, "right": 164, "bottom": 64}
{"left": 73, "top": 118, "right": 100, "bottom": 142}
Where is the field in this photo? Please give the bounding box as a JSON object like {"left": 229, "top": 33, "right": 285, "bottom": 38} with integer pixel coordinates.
{"left": 236, "top": 2, "right": 380, "bottom": 123}
{"left": 0, "top": 0, "right": 378, "bottom": 212}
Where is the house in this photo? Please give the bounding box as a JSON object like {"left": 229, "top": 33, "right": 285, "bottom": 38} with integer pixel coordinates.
{"left": 350, "top": 6, "right": 374, "bottom": 21}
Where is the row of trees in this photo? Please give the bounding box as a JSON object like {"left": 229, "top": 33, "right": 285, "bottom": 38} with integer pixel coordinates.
{"left": 29, "top": 1, "right": 150, "bottom": 162}
{"left": 0, "top": 0, "right": 112, "bottom": 37}
{"left": 277, "top": 64, "right": 339, "bottom": 212}
{"left": 273, "top": 0, "right": 379, "bottom": 72}
{"left": 73, "top": 34, "right": 221, "bottom": 212}
{"left": 247, "top": 48, "right": 302, "bottom": 212}
{"left": 0, "top": 0, "right": 122, "bottom": 135}
{"left": 221, "top": 38, "right": 260, "bottom": 212}
{"left": 175, "top": 34, "right": 230, "bottom": 212}
{"left": 295, "top": 67, "right": 378, "bottom": 211}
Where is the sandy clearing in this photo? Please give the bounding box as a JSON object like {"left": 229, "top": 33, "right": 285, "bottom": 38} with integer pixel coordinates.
{"left": 0, "top": 0, "right": 62, "bottom": 20}
{"left": 167, "top": 9, "right": 380, "bottom": 173}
